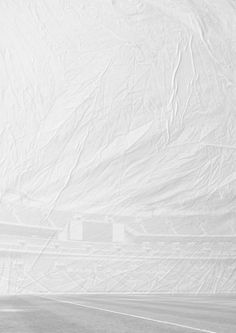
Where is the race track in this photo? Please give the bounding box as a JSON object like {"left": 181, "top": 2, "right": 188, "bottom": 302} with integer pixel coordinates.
{"left": 0, "top": 294, "right": 235, "bottom": 333}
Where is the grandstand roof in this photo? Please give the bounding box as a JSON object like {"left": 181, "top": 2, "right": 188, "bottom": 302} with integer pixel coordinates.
{"left": 0, "top": 221, "right": 58, "bottom": 237}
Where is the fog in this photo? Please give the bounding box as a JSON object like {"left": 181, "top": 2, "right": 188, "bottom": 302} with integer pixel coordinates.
{"left": 0, "top": 0, "right": 235, "bottom": 295}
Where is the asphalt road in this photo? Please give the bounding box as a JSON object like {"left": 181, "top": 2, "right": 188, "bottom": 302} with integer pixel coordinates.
{"left": 0, "top": 294, "right": 235, "bottom": 333}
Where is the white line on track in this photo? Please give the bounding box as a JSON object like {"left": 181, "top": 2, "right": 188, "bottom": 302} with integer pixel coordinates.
{"left": 0, "top": 309, "right": 27, "bottom": 312}
{"left": 41, "top": 296, "right": 217, "bottom": 333}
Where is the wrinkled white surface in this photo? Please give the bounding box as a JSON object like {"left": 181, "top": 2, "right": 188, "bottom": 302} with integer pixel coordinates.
{"left": 0, "top": 0, "right": 236, "bottom": 222}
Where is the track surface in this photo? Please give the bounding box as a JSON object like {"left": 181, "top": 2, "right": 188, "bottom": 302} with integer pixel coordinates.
{"left": 0, "top": 294, "right": 235, "bottom": 333}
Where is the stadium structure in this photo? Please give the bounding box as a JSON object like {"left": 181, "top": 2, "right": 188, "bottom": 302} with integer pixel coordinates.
{"left": 0, "top": 206, "right": 235, "bottom": 295}
{"left": 0, "top": 0, "right": 236, "bottom": 331}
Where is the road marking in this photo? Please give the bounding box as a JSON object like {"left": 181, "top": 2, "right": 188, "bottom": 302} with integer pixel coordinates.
{"left": 41, "top": 296, "right": 217, "bottom": 333}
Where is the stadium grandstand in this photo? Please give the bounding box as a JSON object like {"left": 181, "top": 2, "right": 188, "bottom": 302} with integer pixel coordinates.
{"left": 0, "top": 206, "right": 235, "bottom": 295}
